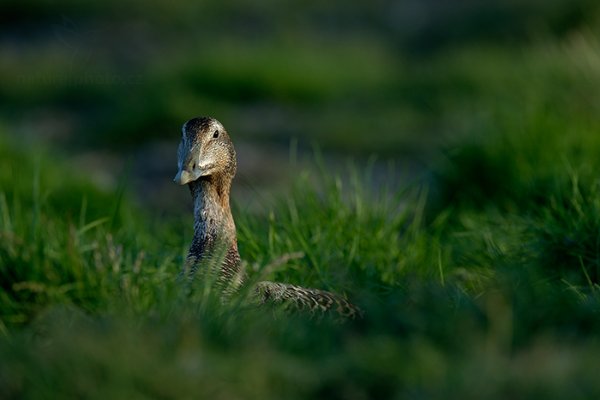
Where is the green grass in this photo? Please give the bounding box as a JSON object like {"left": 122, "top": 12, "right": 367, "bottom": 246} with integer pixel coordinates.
{"left": 5, "top": 3, "right": 600, "bottom": 398}
{"left": 4, "top": 107, "right": 600, "bottom": 399}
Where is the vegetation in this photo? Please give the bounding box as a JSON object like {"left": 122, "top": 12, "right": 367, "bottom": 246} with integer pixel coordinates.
{"left": 4, "top": 105, "right": 600, "bottom": 398}
{"left": 3, "top": 1, "right": 600, "bottom": 398}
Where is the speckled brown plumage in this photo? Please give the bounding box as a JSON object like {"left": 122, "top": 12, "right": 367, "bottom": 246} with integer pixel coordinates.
{"left": 174, "top": 116, "right": 361, "bottom": 319}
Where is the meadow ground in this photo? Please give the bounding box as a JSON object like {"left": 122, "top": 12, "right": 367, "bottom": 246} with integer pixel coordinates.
{"left": 3, "top": 2, "right": 600, "bottom": 399}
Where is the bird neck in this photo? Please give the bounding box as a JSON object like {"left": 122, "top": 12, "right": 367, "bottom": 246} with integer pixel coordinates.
{"left": 188, "top": 175, "right": 238, "bottom": 263}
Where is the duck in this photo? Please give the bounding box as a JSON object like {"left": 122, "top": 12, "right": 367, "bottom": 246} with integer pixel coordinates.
{"left": 174, "top": 116, "right": 361, "bottom": 318}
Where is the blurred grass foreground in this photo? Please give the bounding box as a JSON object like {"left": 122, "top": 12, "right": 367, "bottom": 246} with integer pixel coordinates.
{"left": 3, "top": 0, "right": 600, "bottom": 399}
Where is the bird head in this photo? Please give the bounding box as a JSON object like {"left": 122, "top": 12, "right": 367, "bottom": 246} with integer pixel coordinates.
{"left": 174, "top": 117, "right": 237, "bottom": 185}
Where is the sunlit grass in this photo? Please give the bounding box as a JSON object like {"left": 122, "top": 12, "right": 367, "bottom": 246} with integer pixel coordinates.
{"left": 4, "top": 4, "right": 600, "bottom": 397}
{"left": 3, "top": 108, "right": 600, "bottom": 398}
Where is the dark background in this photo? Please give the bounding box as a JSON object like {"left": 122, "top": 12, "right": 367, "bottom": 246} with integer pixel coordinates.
{"left": 2, "top": 0, "right": 599, "bottom": 212}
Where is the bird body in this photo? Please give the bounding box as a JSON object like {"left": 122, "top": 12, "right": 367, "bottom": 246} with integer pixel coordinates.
{"left": 175, "top": 117, "right": 240, "bottom": 281}
{"left": 174, "top": 116, "right": 361, "bottom": 318}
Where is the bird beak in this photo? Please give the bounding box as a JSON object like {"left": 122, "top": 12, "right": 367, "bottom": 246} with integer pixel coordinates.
{"left": 173, "top": 169, "right": 193, "bottom": 185}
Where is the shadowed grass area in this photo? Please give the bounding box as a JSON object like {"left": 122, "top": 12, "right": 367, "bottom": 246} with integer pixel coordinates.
{"left": 4, "top": 3, "right": 600, "bottom": 397}
{"left": 2, "top": 2, "right": 598, "bottom": 156}
{"left": 3, "top": 114, "right": 600, "bottom": 398}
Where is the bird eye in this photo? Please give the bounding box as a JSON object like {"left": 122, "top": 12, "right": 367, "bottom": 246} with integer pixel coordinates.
{"left": 213, "top": 130, "right": 219, "bottom": 138}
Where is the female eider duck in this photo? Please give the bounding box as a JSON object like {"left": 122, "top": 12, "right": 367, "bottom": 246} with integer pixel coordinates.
{"left": 174, "top": 116, "right": 361, "bottom": 319}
